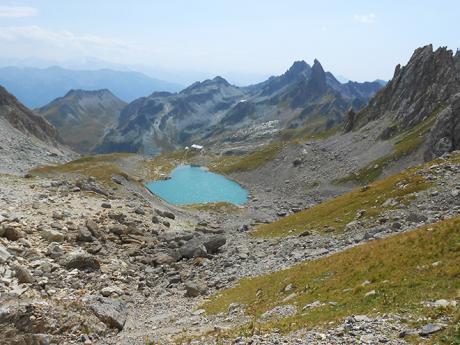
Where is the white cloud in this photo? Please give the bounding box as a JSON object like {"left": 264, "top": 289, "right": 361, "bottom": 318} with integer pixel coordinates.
{"left": 0, "top": 25, "right": 157, "bottom": 64}
{"left": 0, "top": 6, "right": 38, "bottom": 18}
{"left": 353, "top": 13, "right": 376, "bottom": 24}
{"left": 0, "top": 25, "right": 125, "bottom": 47}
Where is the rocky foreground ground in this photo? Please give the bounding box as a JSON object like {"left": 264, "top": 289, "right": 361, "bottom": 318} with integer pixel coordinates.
{"left": 1, "top": 150, "right": 459, "bottom": 344}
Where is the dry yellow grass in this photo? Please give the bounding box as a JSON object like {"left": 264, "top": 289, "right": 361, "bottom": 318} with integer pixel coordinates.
{"left": 253, "top": 165, "right": 431, "bottom": 238}
{"left": 210, "top": 142, "right": 285, "bottom": 174}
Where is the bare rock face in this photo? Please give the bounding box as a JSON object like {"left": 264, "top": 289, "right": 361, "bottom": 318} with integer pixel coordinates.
{"left": 88, "top": 297, "right": 127, "bottom": 331}
{"left": 343, "top": 107, "right": 356, "bottom": 133}
{"left": 455, "top": 49, "right": 460, "bottom": 75}
{"left": 425, "top": 93, "right": 460, "bottom": 160}
{"left": 355, "top": 45, "right": 460, "bottom": 131}
{"left": 0, "top": 85, "right": 75, "bottom": 174}
{"left": 0, "top": 85, "right": 61, "bottom": 143}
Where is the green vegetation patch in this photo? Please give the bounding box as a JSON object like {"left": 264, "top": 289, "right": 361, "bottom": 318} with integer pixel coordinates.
{"left": 202, "top": 216, "right": 460, "bottom": 338}
{"left": 30, "top": 152, "right": 179, "bottom": 187}
{"left": 31, "top": 153, "right": 134, "bottom": 185}
{"left": 210, "top": 142, "right": 285, "bottom": 174}
{"left": 336, "top": 109, "right": 441, "bottom": 184}
{"left": 253, "top": 165, "right": 430, "bottom": 238}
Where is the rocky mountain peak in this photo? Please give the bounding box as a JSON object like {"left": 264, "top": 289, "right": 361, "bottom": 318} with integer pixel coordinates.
{"left": 64, "top": 89, "right": 115, "bottom": 99}
{"left": 311, "top": 59, "right": 325, "bottom": 76}
{"left": 455, "top": 49, "right": 460, "bottom": 75}
{"left": 181, "top": 76, "right": 232, "bottom": 94}
{"left": 212, "top": 76, "right": 230, "bottom": 85}
{"left": 307, "top": 59, "right": 327, "bottom": 91}
{"left": 286, "top": 60, "right": 311, "bottom": 78}
{"left": 355, "top": 44, "right": 460, "bottom": 129}
{"left": 257, "top": 60, "right": 312, "bottom": 96}
{"left": 38, "top": 88, "right": 126, "bottom": 153}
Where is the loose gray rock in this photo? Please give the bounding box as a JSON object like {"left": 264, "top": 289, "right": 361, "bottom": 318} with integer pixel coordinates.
{"left": 101, "top": 202, "right": 112, "bottom": 209}
{"left": 406, "top": 212, "right": 428, "bottom": 223}
{"left": 63, "top": 251, "right": 100, "bottom": 271}
{"left": 203, "top": 235, "right": 226, "bottom": 254}
{"left": 418, "top": 323, "right": 444, "bottom": 336}
{"left": 12, "top": 264, "right": 34, "bottom": 284}
{"left": 179, "top": 238, "right": 207, "bottom": 259}
{"left": 109, "top": 225, "right": 124, "bottom": 236}
{"left": 184, "top": 280, "right": 207, "bottom": 297}
{"left": 162, "top": 211, "right": 175, "bottom": 220}
{"left": 152, "top": 252, "right": 176, "bottom": 265}
{"left": 89, "top": 297, "right": 127, "bottom": 330}
{"left": 41, "top": 229, "right": 65, "bottom": 242}
{"left": 76, "top": 226, "right": 93, "bottom": 242}
{"left": 86, "top": 219, "right": 99, "bottom": 236}
{"left": 0, "top": 245, "right": 11, "bottom": 263}
{"left": 47, "top": 242, "right": 64, "bottom": 259}
{"left": 3, "top": 226, "right": 23, "bottom": 241}
{"left": 134, "top": 207, "right": 145, "bottom": 215}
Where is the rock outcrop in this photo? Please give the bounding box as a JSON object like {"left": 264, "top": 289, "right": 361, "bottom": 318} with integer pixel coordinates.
{"left": 355, "top": 45, "right": 460, "bottom": 131}
{"left": 342, "top": 44, "right": 460, "bottom": 161}
{"left": 425, "top": 92, "right": 460, "bottom": 160}
{"left": 0, "top": 85, "right": 61, "bottom": 143}
{"left": 0, "top": 85, "right": 74, "bottom": 174}
{"left": 343, "top": 107, "right": 356, "bottom": 133}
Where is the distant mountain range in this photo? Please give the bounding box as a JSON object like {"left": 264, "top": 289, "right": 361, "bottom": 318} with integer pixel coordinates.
{"left": 96, "top": 59, "right": 383, "bottom": 155}
{"left": 37, "top": 89, "right": 127, "bottom": 153}
{"left": 0, "top": 44, "right": 458, "bottom": 173}
{"left": 0, "top": 66, "right": 183, "bottom": 108}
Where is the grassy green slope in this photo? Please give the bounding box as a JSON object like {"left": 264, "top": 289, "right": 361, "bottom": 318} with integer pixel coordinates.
{"left": 203, "top": 216, "right": 460, "bottom": 341}
{"left": 253, "top": 163, "right": 431, "bottom": 238}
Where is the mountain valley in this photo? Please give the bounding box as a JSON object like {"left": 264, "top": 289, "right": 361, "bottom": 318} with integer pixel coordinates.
{"left": 0, "top": 44, "right": 460, "bottom": 345}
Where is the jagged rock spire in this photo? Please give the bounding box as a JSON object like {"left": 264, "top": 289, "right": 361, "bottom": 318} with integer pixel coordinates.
{"left": 343, "top": 107, "right": 356, "bottom": 132}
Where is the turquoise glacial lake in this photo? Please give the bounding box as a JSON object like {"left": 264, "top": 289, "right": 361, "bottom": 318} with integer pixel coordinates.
{"left": 146, "top": 165, "right": 248, "bottom": 205}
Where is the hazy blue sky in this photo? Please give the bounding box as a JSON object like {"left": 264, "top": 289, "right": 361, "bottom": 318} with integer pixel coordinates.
{"left": 0, "top": 0, "right": 458, "bottom": 84}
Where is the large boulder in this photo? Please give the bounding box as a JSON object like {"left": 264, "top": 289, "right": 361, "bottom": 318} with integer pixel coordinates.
{"left": 203, "top": 235, "right": 226, "bottom": 254}
{"left": 151, "top": 252, "right": 177, "bottom": 265}
{"left": 12, "top": 264, "right": 34, "bottom": 284}
{"left": 88, "top": 297, "right": 127, "bottom": 330}
{"left": 0, "top": 245, "right": 11, "bottom": 263}
{"left": 179, "top": 238, "right": 207, "bottom": 259}
{"left": 76, "top": 178, "right": 109, "bottom": 197}
{"left": 62, "top": 251, "right": 100, "bottom": 271}
{"left": 159, "top": 231, "right": 194, "bottom": 243}
{"left": 2, "top": 225, "right": 23, "bottom": 241}
{"left": 41, "top": 229, "right": 65, "bottom": 242}
{"left": 184, "top": 280, "right": 207, "bottom": 297}
{"left": 162, "top": 211, "right": 175, "bottom": 220}
{"left": 76, "top": 226, "right": 93, "bottom": 242}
